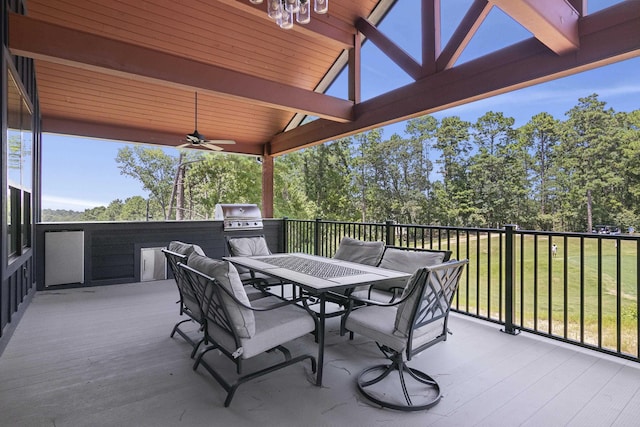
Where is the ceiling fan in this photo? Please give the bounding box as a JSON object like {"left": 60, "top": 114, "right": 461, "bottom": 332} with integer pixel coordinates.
{"left": 177, "top": 92, "right": 235, "bottom": 151}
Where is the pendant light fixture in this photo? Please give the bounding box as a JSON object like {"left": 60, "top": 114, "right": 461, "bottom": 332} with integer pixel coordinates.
{"left": 249, "top": 0, "right": 328, "bottom": 29}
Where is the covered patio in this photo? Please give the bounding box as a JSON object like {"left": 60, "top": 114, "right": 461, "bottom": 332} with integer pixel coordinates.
{"left": 2, "top": 278, "right": 640, "bottom": 426}
{"left": 2, "top": 1, "right": 640, "bottom": 423}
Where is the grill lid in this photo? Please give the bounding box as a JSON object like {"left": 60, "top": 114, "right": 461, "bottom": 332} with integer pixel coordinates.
{"left": 214, "top": 204, "right": 263, "bottom": 230}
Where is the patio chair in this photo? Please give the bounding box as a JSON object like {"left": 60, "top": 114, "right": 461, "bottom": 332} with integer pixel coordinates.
{"left": 180, "top": 252, "right": 317, "bottom": 407}
{"left": 225, "top": 235, "right": 290, "bottom": 296}
{"left": 343, "top": 259, "right": 468, "bottom": 411}
{"left": 325, "top": 236, "right": 385, "bottom": 306}
{"left": 352, "top": 246, "right": 453, "bottom": 303}
{"left": 163, "top": 241, "right": 207, "bottom": 358}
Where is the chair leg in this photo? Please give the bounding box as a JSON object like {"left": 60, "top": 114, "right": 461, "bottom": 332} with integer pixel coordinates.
{"left": 196, "top": 349, "right": 317, "bottom": 407}
{"left": 170, "top": 319, "right": 192, "bottom": 338}
{"left": 190, "top": 337, "right": 205, "bottom": 359}
{"left": 356, "top": 355, "right": 442, "bottom": 412}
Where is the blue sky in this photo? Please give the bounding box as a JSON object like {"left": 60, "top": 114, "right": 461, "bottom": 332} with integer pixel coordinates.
{"left": 42, "top": 0, "right": 639, "bottom": 211}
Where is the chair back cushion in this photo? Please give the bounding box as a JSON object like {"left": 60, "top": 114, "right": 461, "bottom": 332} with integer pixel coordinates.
{"left": 187, "top": 253, "right": 255, "bottom": 338}
{"left": 227, "top": 236, "right": 271, "bottom": 257}
{"left": 168, "top": 240, "right": 205, "bottom": 257}
{"left": 227, "top": 237, "right": 271, "bottom": 275}
{"left": 333, "top": 237, "right": 385, "bottom": 266}
{"left": 378, "top": 247, "right": 447, "bottom": 273}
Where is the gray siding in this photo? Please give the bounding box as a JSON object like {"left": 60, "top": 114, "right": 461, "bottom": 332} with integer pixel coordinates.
{"left": 35, "top": 219, "right": 284, "bottom": 289}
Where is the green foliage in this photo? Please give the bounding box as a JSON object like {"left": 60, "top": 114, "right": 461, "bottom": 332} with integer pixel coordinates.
{"left": 115, "top": 146, "right": 178, "bottom": 219}
{"left": 46, "top": 94, "right": 640, "bottom": 231}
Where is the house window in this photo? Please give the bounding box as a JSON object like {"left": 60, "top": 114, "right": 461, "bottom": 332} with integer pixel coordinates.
{"left": 6, "top": 69, "right": 33, "bottom": 259}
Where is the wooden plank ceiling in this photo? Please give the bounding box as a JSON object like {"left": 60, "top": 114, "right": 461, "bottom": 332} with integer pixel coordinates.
{"left": 9, "top": 0, "right": 640, "bottom": 157}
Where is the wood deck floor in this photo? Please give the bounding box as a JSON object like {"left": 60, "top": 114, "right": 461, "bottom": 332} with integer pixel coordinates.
{"left": 2, "top": 279, "right": 640, "bottom": 427}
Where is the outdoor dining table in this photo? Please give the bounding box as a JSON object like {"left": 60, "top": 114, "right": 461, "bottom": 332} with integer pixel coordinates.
{"left": 223, "top": 252, "right": 411, "bottom": 386}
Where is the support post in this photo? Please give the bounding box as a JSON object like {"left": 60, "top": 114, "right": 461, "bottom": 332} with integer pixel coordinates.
{"left": 314, "top": 218, "right": 322, "bottom": 256}
{"left": 282, "top": 217, "right": 288, "bottom": 253}
{"left": 261, "top": 148, "right": 274, "bottom": 218}
{"left": 385, "top": 220, "right": 395, "bottom": 246}
{"left": 502, "top": 224, "right": 519, "bottom": 335}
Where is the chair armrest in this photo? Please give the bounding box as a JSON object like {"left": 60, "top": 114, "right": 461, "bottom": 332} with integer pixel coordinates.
{"left": 162, "top": 248, "right": 188, "bottom": 261}
{"left": 178, "top": 261, "right": 309, "bottom": 313}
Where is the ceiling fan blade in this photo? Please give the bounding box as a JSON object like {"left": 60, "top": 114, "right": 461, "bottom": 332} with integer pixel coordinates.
{"left": 202, "top": 142, "right": 225, "bottom": 151}
{"left": 177, "top": 142, "right": 192, "bottom": 148}
{"left": 204, "top": 139, "right": 235, "bottom": 145}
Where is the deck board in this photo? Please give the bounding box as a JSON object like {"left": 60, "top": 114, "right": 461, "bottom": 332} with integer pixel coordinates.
{"left": 1, "top": 280, "right": 639, "bottom": 426}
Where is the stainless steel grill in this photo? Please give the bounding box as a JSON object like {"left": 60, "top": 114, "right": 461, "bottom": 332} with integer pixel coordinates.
{"left": 214, "top": 204, "right": 263, "bottom": 231}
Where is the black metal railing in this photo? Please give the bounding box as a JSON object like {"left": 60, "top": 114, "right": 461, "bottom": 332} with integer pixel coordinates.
{"left": 283, "top": 218, "right": 640, "bottom": 363}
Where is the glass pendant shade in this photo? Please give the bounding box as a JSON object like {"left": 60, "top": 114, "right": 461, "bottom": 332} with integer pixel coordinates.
{"left": 268, "top": 0, "right": 282, "bottom": 20}
{"left": 297, "top": 0, "right": 311, "bottom": 24}
{"left": 286, "top": 0, "right": 300, "bottom": 13}
{"left": 280, "top": 7, "right": 294, "bottom": 29}
{"left": 314, "top": 0, "right": 328, "bottom": 14}
{"left": 257, "top": 0, "right": 326, "bottom": 27}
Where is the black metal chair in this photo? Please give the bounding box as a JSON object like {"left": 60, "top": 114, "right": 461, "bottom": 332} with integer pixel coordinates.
{"left": 225, "top": 235, "right": 291, "bottom": 297}
{"left": 180, "top": 252, "right": 317, "bottom": 407}
{"left": 163, "top": 241, "right": 207, "bottom": 358}
{"left": 324, "top": 236, "right": 386, "bottom": 306}
{"left": 343, "top": 259, "right": 468, "bottom": 411}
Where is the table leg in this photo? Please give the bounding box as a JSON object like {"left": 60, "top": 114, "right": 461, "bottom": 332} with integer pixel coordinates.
{"left": 315, "top": 295, "right": 326, "bottom": 386}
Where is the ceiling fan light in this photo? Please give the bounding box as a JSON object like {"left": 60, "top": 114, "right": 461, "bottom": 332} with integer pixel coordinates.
{"left": 314, "top": 0, "right": 328, "bottom": 14}
{"left": 249, "top": 0, "right": 263, "bottom": 3}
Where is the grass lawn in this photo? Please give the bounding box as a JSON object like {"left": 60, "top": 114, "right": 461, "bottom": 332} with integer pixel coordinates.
{"left": 444, "top": 233, "right": 639, "bottom": 357}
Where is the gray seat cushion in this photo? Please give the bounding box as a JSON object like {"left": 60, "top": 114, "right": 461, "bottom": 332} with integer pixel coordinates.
{"left": 333, "top": 237, "right": 385, "bottom": 266}
{"left": 206, "top": 301, "right": 316, "bottom": 359}
{"left": 187, "top": 253, "right": 255, "bottom": 338}
{"left": 345, "top": 305, "right": 443, "bottom": 357}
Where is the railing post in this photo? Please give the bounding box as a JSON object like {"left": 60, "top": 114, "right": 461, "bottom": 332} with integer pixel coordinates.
{"left": 502, "top": 224, "right": 519, "bottom": 335}
{"left": 385, "top": 220, "right": 395, "bottom": 246}
{"left": 314, "top": 218, "right": 321, "bottom": 256}
{"left": 282, "top": 217, "right": 288, "bottom": 252}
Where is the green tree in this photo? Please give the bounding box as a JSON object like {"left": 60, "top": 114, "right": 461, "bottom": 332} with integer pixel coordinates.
{"left": 273, "top": 152, "right": 315, "bottom": 219}
{"left": 519, "top": 112, "right": 562, "bottom": 229}
{"left": 468, "top": 111, "right": 524, "bottom": 227}
{"left": 185, "top": 153, "right": 261, "bottom": 218}
{"left": 434, "top": 116, "right": 473, "bottom": 225}
{"left": 116, "top": 146, "right": 178, "bottom": 220}
{"left": 559, "top": 94, "right": 622, "bottom": 231}
{"left": 300, "top": 139, "right": 356, "bottom": 220}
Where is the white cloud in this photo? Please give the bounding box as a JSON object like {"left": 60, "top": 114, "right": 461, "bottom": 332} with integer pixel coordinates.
{"left": 42, "top": 195, "right": 108, "bottom": 211}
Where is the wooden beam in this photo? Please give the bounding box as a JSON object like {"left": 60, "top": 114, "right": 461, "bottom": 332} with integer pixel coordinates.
{"left": 218, "top": 0, "right": 356, "bottom": 49}
{"left": 271, "top": 1, "right": 640, "bottom": 155}
{"left": 437, "top": 0, "right": 492, "bottom": 71}
{"left": 422, "top": 0, "right": 441, "bottom": 76}
{"left": 42, "top": 117, "right": 263, "bottom": 156}
{"left": 261, "top": 150, "right": 274, "bottom": 218}
{"left": 348, "top": 33, "right": 362, "bottom": 103}
{"left": 8, "top": 13, "right": 354, "bottom": 123}
{"left": 356, "top": 18, "right": 423, "bottom": 80}
{"left": 489, "top": 0, "right": 580, "bottom": 54}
